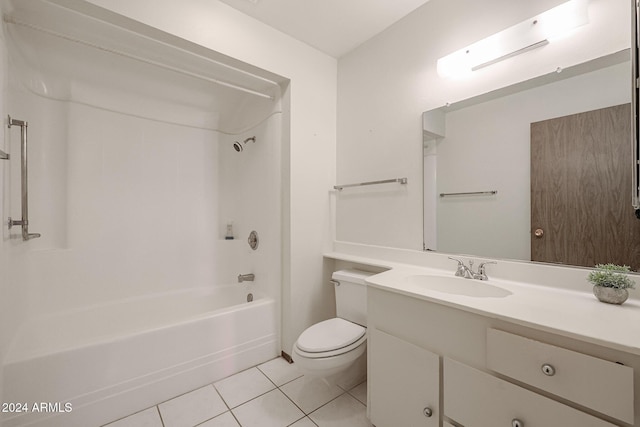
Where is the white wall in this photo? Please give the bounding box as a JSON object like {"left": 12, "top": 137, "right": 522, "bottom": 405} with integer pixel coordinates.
{"left": 0, "top": 19, "right": 12, "bottom": 407}
{"left": 337, "top": 0, "right": 629, "bottom": 250}
{"left": 435, "top": 62, "right": 630, "bottom": 259}
{"left": 14, "top": 0, "right": 337, "bottom": 356}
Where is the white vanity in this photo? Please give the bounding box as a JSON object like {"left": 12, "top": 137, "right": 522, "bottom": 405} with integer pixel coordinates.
{"left": 326, "top": 245, "right": 640, "bottom": 427}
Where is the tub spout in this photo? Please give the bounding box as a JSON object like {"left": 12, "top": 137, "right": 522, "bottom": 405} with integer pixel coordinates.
{"left": 238, "top": 273, "right": 255, "bottom": 283}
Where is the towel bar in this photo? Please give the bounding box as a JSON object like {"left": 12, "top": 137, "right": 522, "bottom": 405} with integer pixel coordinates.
{"left": 334, "top": 177, "right": 408, "bottom": 191}
{"left": 440, "top": 190, "right": 498, "bottom": 197}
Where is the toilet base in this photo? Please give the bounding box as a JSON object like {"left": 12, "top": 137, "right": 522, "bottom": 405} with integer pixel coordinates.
{"left": 295, "top": 350, "right": 367, "bottom": 389}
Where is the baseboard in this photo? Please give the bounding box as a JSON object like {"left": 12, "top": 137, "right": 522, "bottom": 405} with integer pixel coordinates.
{"left": 281, "top": 350, "right": 293, "bottom": 364}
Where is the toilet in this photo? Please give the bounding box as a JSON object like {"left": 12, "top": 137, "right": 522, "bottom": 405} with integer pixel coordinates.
{"left": 292, "top": 269, "right": 374, "bottom": 380}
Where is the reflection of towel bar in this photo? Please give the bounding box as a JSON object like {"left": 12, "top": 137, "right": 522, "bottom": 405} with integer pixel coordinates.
{"left": 334, "top": 177, "right": 408, "bottom": 191}
{"left": 440, "top": 190, "right": 497, "bottom": 197}
{"left": 0, "top": 149, "right": 8, "bottom": 160}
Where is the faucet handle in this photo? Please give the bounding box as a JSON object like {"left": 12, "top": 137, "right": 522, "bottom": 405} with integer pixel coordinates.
{"left": 448, "top": 257, "right": 467, "bottom": 277}
{"left": 478, "top": 261, "right": 497, "bottom": 270}
{"left": 476, "top": 261, "right": 497, "bottom": 280}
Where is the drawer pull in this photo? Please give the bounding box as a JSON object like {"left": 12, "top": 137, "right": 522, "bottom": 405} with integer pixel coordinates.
{"left": 541, "top": 363, "right": 556, "bottom": 376}
{"left": 512, "top": 418, "right": 524, "bottom": 427}
{"left": 423, "top": 407, "right": 433, "bottom": 417}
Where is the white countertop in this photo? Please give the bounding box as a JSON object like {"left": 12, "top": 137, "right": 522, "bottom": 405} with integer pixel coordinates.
{"left": 325, "top": 251, "right": 640, "bottom": 356}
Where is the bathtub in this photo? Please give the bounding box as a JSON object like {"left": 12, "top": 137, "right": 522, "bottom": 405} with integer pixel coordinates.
{"left": 1, "top": 285, "right": 279, "bottom": 427}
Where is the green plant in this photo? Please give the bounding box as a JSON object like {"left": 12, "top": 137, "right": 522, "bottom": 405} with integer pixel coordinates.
{"left": 587, "top": 264, "right": 635, "bottom": 289}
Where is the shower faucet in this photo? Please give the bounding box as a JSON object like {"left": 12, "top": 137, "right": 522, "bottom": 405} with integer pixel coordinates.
{"left": 238, "top": 273, "right": 255, "bottom": 283}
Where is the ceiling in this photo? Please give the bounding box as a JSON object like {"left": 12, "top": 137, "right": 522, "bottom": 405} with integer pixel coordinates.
{"left": 217, "top": 0, "right": 431, "bottom": 58}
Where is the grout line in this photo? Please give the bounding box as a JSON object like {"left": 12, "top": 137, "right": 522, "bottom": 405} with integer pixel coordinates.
{"left": 270, "top": 371, "right": 305, "bottom": 388}
{"left": 285, "top": 414, "right": 308, "bottom": 427}
{"left": 228, "top": 410, "right": 243, "bottom": 427}
{"left": 294, "top": 415, "right": 320, "bottom": 427}
{"left": 345, "top": 381, "right": 367, "bottom": 406}
{"left": 278, "top": 383, "right": 308, "bottom": 415}
{"left": 256, "top": 358, "right": 304, "bottom": 387}
{"left": 189, "top": 386, "right": 236, "bottom": 426}
{"left": 306, "top": 392, "right": 350, "bottom": 419}
{"left": 155, "top": 406, "right": 165, "bottom": 427}
{"left": 228, "top": 387, "right": 281, "bottom": 410}
{"left": 99, "top": 406, "right": 164, "bottom": 427}
{"left": 213, "top": 368, "right": 277, "bottom": 409}
{"left": 215, "top": 386, "right": 232, "bottom": 411}
{"left": 156, "top": 383, "right": 216, "bottom": 407}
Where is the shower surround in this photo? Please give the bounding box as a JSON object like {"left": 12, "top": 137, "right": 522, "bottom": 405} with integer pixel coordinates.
{"left": 0, "top": 0, "right": 285, "bottom": 425}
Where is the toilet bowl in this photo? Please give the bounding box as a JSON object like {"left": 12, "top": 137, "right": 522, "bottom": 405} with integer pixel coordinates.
{"left": 292, "top": 269, "right": 374, "bottom": 379}
{"left": 292, "top": 317, "right": 367, "bottom": 377}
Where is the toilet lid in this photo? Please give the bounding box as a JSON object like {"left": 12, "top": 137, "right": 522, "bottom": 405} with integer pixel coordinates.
{"left": 297, "top": 318, "right": 365, "bottom": 353}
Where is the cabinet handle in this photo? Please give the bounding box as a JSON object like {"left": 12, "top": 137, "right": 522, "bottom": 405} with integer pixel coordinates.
{"left": 541, "top": 363, "right": 556, "bottom": 376}
{"left": 423, "top": 407, "right": 433, "bottom": 417}
{"left": 512, "top": 419, "right": 524, "bottom": 427}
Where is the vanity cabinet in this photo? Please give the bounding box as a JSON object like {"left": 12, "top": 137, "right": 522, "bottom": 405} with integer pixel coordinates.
{"left": 367, "top": 287, "right": 638, "bottom": 426}
{"left": 369, "top": 328, "right": 439, "bottom": 427}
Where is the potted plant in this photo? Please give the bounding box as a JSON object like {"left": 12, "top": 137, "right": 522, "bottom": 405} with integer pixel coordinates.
{"left": 587, "top": 264, "right": 635, "bottom": 304}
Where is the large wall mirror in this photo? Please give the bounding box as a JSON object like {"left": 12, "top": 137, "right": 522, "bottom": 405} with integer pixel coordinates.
{"left": 422, "top": 0, "right": 640, "bottom": 270}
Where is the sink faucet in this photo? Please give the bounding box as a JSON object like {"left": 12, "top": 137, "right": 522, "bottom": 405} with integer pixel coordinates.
{"left": 238, "top": 273, "right": 255, "bottom": 283}
{"left": 448, "top": 257, "right": 496, "bottom": 281}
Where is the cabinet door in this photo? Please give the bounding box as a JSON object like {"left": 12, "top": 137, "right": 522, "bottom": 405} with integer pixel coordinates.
{"left": 369, "top": 328, "right": 439, "bottom": 426}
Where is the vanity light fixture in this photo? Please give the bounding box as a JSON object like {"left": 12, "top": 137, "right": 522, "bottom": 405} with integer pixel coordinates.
{"left": 437, "top": 0, "right": 589, "bottom": 78}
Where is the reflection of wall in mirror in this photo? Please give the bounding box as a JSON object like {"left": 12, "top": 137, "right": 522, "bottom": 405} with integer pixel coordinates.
{"left": 430, "top": 61, "right": 629, "bottom": 260}
{"left": 337, "top": 0, "right": 628, "bottom": 250}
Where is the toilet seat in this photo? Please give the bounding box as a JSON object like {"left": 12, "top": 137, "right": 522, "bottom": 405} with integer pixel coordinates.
{"left": 294, "top": 318, "right": 366, "bottom": 359}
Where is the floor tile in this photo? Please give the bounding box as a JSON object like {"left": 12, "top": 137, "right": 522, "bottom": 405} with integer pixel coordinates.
{"left": 214, "top": 367, "right": 276, "bottom": 408}
{"left": 257, "top": 357, "right": 303, "bottom": 386}
{"left": 280, "top": 376, "right": 345, "bottom": 414}
{"left": 159, "top": 385, "right": 228, "bottom": 427}
{"left": 198, "top": 411, "right": 240, "bottom": 427}
{"left": 289, "top": 416, "right": 318, "bottom": 427}
{"left": 232, "top": 389, "right": 305, "bottom": 427}
{"left": 347, "top": 381, "right": 367, "bottom": 405}
{"left": 103, "top": 407, "right": 163, "bottom": 427}
{"left": 309, "top": 394, "right": 372, "bottom": 427}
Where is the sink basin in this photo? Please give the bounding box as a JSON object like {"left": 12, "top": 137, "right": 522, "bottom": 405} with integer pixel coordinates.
{"left": 405, "top": 275, "right": 512, "bottom": 298}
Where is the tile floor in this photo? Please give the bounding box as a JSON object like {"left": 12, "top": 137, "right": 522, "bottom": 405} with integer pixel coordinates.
{"left": 103, "top": 357, "right": 372, "bottom": 427}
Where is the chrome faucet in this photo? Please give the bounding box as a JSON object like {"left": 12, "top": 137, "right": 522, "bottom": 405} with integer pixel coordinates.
{"left": 448, "top": 257, "right": 496, "bottom": 281}
{"left": 238, "top": 273, "right": 255, "bottom": 283}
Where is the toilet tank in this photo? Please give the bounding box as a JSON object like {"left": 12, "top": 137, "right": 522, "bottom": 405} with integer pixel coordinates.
{"left": 332, "top": 269, "right": 375, "bottom": 327}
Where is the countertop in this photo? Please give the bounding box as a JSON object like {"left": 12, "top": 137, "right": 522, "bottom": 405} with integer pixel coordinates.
{"left": 325, "top": 251, "right": 640, "bottom": 356}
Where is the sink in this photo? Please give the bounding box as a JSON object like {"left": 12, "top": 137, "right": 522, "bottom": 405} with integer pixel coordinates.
{"left": 405, "top": 275, "right": 512, "bottom": 298}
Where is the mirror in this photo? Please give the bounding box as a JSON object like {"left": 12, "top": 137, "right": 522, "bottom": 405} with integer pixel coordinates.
{"left": 422, "top": 1, "right": 639, "bottom": 270}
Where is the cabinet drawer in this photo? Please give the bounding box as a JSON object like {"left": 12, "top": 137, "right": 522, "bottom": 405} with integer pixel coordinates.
{"left": 444, "top": 358, "right": 617, "bottom": 427}
{"left": 486, "top": 328, "right": 633, "bottom": 424}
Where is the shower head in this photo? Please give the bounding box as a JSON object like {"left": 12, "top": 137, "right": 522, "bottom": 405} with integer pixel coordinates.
{"left": 232, "top": 136, "right": 256, "bottom": 153}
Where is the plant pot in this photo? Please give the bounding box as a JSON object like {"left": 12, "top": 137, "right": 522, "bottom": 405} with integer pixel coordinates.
{"left": 592, "top": 285, "right": 629, "bottom": 305}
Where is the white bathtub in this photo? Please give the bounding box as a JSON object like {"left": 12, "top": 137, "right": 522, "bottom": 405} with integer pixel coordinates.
{"left": 1, "top": 285, "right": 279, "bottom": 427}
